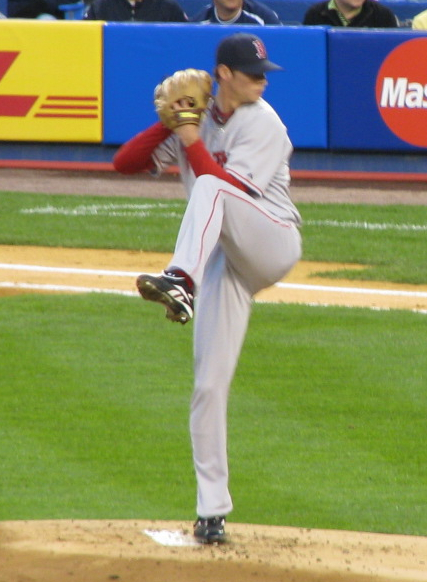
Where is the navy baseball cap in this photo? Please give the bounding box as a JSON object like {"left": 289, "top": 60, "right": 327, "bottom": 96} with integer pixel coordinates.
{"left": 216, "top": 33, "right": 283, "bottom": 75}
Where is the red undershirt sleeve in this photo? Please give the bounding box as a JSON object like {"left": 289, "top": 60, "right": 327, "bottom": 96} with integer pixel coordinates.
{"left": 113, "top": 122, "right": 172, "bottom": 174}
{"left": 184, "top": 139, "right": 250, "bottom": 193}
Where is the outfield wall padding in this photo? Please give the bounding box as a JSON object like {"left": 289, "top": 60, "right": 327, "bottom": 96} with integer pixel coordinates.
{"left": 103, "top": 23, "right": 328, "bottom": 148}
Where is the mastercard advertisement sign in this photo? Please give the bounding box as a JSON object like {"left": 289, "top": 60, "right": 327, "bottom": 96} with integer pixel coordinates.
{"left": 376, "top": 38, "right": 427, "bottom": 149}
{"left": 329, "top": 30, "right": 427, "bottom": 152}
{"left": 0, "top": 20, "right": 102, "bottom": 142}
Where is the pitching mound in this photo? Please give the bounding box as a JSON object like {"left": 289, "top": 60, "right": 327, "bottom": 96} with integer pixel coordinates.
{"left": 1, "top": 519, "right": 426, "bottom": 582}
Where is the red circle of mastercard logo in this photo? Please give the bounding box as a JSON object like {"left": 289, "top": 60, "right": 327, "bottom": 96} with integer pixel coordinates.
{"left": 376, "top": 38, "right": 427, "bottom": 148}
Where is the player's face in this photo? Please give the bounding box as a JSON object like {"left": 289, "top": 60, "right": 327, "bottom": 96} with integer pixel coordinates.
{"left": 229, "top": 70, "right": 267, "bottom": 105}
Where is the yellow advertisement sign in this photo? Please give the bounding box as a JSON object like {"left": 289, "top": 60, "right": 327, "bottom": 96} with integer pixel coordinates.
{"left": 0, "top": 20, "right": 102, "bottom": 142}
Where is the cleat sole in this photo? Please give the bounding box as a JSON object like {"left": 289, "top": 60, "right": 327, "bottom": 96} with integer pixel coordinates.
{"left": 136, "top": 276, "right": 191, "bottom": 324}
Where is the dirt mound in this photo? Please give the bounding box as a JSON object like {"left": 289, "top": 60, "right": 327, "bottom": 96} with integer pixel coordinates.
{"left": 1, "top": 519, "right": 426, "bottom": 582}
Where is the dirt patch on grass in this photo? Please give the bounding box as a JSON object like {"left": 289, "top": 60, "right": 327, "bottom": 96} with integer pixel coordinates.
{"left": 1, "top": 245, "right": 426, "bottom": 311}
{"left": 1, "top": 519, "right": 426, "bottom": 582}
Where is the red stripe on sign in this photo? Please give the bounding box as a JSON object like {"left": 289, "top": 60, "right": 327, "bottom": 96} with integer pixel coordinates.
{"left": 0, "top": 95, "right": 38, "bottom": 116}
{"left": 40, "top": 105, "right": 98, "bottom": 110}
{"left": 0, "top": 51, "right": 19, "bottom": 81}
{"left": 34, "top": 113, "right": 98, "bottom": 118}
{"left": 46, "top": 95, "right": 98, "bottom": 101}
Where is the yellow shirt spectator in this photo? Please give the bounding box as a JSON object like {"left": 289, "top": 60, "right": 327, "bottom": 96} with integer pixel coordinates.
{"left": 412, "top": 8, "right": 427, "bottom": 29}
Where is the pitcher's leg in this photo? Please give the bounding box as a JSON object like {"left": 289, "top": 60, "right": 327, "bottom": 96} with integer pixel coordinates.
{"left": 190, "top": 247, "right": 252, "bottom": 518}
{"left": 169, "top": 174, "right": 301, "bottom": 293}
{"left": 221, "top": 193, "right": 302, "bottom": 294}
{"left": 168, "top": 175, "right": 227, "bottom": 288}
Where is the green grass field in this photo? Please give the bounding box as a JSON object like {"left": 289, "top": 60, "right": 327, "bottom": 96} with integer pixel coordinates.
{"left": 0, "top": 191, "right": 426, "bottom": 535}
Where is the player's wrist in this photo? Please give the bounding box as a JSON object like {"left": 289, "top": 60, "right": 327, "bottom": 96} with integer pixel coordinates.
{"left": 175, "top": 124, "right": 200, "bottom": 147}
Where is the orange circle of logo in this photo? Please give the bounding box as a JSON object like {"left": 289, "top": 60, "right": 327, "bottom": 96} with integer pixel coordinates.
{"left": 376, "top": 38, "right": 427, "bottom": 148}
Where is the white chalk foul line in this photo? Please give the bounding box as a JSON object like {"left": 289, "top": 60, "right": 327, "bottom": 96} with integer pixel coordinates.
{"left": 20, "top": 202, "right": 183, "bottom": 218}
{"left": 0, "top": 281, "right": 137, "bottom": 296}
{"left": 304, "top": 219, "right": 427, "bottom": 232}
{"left": 275, "top": 282, "right": 427, "bottom": 299}
{"left": 0, "top": 263, "right": 141, "bottom": 277}
{"left": 18, "top": 203, "right": 427, "bottom": 232}
{"left": 1, "top": 262, "right": 426, "bottom": 300}
{"left": 1, "top": 282, "right": 426, "bottom": 314}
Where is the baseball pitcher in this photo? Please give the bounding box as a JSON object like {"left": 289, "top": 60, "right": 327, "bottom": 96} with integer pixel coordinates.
{"left": 114, "top": 32, "right": 302, "bottom": 544}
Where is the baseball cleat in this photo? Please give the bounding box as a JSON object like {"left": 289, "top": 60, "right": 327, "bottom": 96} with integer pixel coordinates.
{"left": 136, "top": 273, "right": 194, "bottom": 324}
{"left": 193, "top": 516, "right": 226, "bottom": 544}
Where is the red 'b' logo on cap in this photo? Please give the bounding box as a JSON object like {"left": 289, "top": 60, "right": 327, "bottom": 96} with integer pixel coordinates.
{"left": 252, "top": 40, "right": 267, "bottom": 60}
{"left": 376, "top": 38, "right": 427, "bottom": 148}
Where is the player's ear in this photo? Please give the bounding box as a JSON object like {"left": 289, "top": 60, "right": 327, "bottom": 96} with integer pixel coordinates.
{"left": 216, "top": 64, "right": 232, "bottom": 82}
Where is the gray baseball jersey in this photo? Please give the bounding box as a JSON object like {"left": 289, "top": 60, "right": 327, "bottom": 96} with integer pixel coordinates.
{"left": 152, "top": 98, "right": 301, "bottom": 224}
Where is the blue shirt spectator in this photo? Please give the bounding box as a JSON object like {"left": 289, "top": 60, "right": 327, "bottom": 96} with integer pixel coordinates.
{"left": 192, "top": 0, "right": 281, "bottom": 24}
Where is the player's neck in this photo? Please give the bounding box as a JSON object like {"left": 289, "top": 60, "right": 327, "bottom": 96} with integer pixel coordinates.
{"left": 212, "top": 101, "right": 234, "bottom": 125}
{"left": 215, "top": 90, "right": 239, "bottom": 115}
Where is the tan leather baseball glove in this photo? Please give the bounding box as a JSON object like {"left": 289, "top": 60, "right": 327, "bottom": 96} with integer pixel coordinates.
{"left": 154, "top": 68, "right": 213, "bottom": 130}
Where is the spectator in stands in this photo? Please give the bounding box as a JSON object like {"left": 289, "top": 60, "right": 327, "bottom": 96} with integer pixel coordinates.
{"left": 412, "top": 8, "right": 427, "bottom": 28}
{"left": 191, "top": 0, "right": 281, "bottom": 24}
{"left": 303, "top": 0, "right": 398, "bottom": 26}
{"left": 8, "top": 0, "right": 65, "bottom": 18}
{"left": 84, "top": 0, "right": 187, "bottom": 21}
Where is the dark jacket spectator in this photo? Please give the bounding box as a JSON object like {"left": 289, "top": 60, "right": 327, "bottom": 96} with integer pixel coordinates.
{"left": 8, "top": 0, "right": 65, "bottom": 18}
{"left": 303, "top": 0, "right": 398, "bottom": 27}
{"left": 84, "top": 0, "right": 187, "bottom": 22}
{"left": 192, "top": 0, "right": 281, "bottom": 25}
